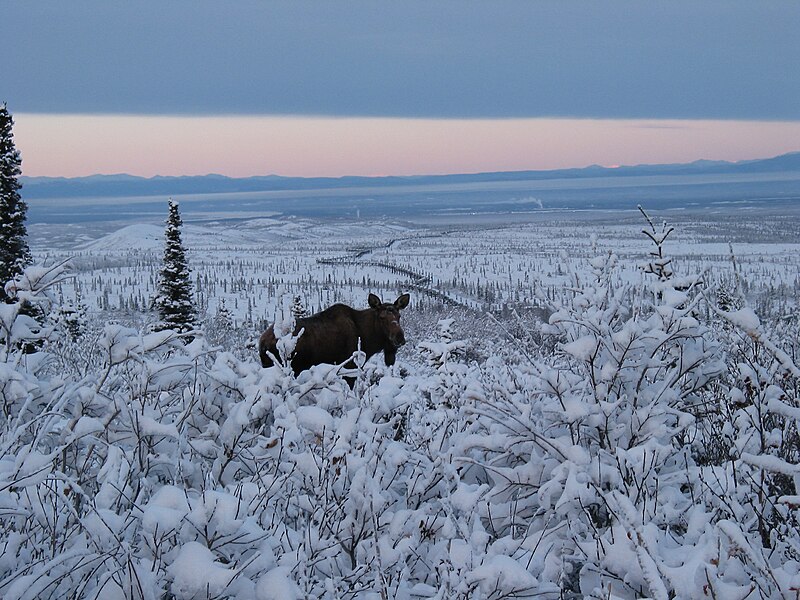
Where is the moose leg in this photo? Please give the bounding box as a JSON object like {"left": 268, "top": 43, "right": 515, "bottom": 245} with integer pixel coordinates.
{"left": 384, "top": 349, "right": 397, "bottom": 366}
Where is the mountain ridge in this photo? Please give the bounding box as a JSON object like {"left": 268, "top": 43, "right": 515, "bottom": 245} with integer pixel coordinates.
{"left": 20, "top": 151, "right": 800, "bottom": 199}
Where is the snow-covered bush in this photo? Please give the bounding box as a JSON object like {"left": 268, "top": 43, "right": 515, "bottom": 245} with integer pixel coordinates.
{"left": 688, "top": 298, "right": 800, "bottom": 597}
{"left": 3, "top": 210, "right": 800, "bottom": 600}
{"left": 450, "top": 212, "right": 786, "bottom": 598}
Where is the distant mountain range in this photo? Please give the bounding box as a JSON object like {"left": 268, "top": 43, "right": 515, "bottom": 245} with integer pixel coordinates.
{"left": 20, "top": 151, "right": 800, "bottom": 199}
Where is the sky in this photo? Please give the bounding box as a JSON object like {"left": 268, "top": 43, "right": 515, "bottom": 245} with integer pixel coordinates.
{"left": 4, "top": 1, "right": 800, "bottom": 178}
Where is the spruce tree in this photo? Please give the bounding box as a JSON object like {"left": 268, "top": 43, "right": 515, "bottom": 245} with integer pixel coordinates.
{"left": 215, "top": 298, "right": 233, "bottom": 331}
{"left": 291, "top": 294, "right": 309, "bottom": 319}
{"left": 0, "top": 103, "right": 31, "bottom": 302}
{"left": 153, "top": 199, "right": 196, "bottom": 335}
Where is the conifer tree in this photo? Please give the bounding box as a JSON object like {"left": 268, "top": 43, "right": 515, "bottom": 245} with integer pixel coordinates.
{"left": 0, "top": 103, "right": 31, "bottom": 302}
{"left": 55, "top": 288, "right": 88, "bottom": 341}
{"left": 215, "top": 298, "right": 233, "bottom": 331}
{"left": 290, "top": 294, "right": 309, "bottom": 319}
{"left": 153, "top": 199, "right": 196, "bottom": 334}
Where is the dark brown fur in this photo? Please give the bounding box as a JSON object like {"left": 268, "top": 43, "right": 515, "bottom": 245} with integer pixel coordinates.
{"left": 259, "top": 293, "right": 410, "bottom": 377}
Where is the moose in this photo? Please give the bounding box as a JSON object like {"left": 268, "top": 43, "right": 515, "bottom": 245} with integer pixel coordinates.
{"left": 259, "top": 293, "right": 410, "bottom": 379}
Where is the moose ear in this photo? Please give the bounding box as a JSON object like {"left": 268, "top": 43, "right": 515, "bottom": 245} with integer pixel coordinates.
{"left": 368, "top": 293, "right": 382, "bottom": 309}
{"left": 394, "top": 293, "right": 410, "bottom": 310}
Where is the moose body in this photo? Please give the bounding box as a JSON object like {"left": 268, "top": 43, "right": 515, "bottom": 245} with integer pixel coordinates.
{"left": 259, "top": 293, "right": 410, "bottom": 376}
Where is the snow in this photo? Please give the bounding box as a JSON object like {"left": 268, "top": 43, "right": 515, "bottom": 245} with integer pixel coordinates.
{"left": 255, "top": 567, "right": 303, "bottom": 600}
{"left": 2, "top": 210, "right": 800, "bottom": 598}
{"left": 724, "top": 307, "right": 761, "bottom": 331}
{"left": 561, "top": 334, "right": 599, "bottom": 361}
{"left": 77, "top": 223, "right": 165, "bottom": 251}
{"left": 138, "top": 414, "right": 180, "bottom": 438}
{"left": 68, "top": 415, "right": 104, "bottom": 439}
{"left": 295, "top": 405, "right": 334, "bottom": 435}
{"left": 142, "top": 485, "right": 190, "bottom": 532}
{"left": 100, "top": 324, "right": 143, "bottom": 363}
{"left": 168, "top": 542, "right": 235, "bottom": 597}
{"left": 468, "top": 555, "right": 538, "bottom": 594}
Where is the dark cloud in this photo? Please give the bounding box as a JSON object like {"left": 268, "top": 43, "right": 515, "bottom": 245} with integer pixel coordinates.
{"left": 4, "top": 1, "right": 800, "bottom": 120}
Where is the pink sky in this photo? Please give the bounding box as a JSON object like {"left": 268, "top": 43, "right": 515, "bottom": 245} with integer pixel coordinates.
{"left": 13, "top": 114, "right": 800, "bottom": 178}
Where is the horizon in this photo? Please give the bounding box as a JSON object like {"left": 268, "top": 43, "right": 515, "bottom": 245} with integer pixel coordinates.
{"left": 18, "top": 146, "right": 800, "bottom": 183}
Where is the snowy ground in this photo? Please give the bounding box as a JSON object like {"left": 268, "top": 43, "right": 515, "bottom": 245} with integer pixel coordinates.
{"left": 29, "top": 208, "right": 800, "bottom": 343}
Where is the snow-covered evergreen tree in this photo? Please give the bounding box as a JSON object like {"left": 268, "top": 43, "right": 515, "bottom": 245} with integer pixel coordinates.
{"left": 153, "top": 199, "right": 196, "bottom": 335}
{"left": 0, "top": 103, "right": 31, "bottom": 302}
{"left": 215, "top": 297, "right": 233, "bottom": 330}
{"left": 290, "top": 294, "right": 309, "bottom": 319}
{"left": 53, "top": 288, "right": 88, "bottom": 341}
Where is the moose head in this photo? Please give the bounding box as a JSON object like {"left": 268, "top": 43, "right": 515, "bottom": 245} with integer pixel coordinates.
{"left": 367, "top": 293, "right": 410, "bottom": 364}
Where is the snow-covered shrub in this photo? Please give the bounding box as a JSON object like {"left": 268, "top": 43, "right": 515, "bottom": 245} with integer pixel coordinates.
{"left": 3, "top": 216, "right": 800, "bottom": 599}
{"left": 689, "top": 298, "right": 800, "bottom": 597}
{"left": 456, "top": 214, "right": 739, "bottom": 598}
{"left": 1, "top": 262, "right": 68, "bottom": 355}
{"left": 0, "top": 324, "right": 210, "bottom": 598}
{"left": 418, "top": 318, "right": 469, "bottom": 409}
